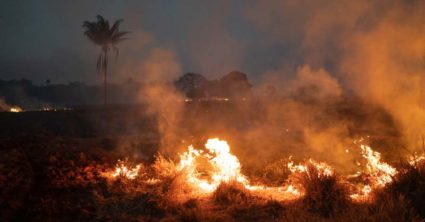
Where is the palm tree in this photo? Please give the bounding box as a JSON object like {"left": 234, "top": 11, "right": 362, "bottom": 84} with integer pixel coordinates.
{"left": 83, "top": 15, "right": 128, "bottom": 105}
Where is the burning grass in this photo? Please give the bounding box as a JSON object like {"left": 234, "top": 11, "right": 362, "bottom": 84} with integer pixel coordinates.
{"left": 3, "top": 136, "right": 425, "bottom": 221}
{"left": 374, "top": 158, "right": 425, "bottom": 219}
{"left": 289, "top": 161, "right": 350, "bottom": 217}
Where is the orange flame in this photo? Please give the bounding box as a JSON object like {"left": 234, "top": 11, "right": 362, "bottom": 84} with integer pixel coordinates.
{"left": 361, "top": 145, "right": 397, "bottom": 187}
{"left": 288, "top": 158, "right": 334, "bottom": 177}
{"left": 350, "top": 145, "right": 397, "bottom": 201}
{"left": 111, "top": 160, "right": 142, "bottom": 180}
{"left": 10, "top": 107, "right": 22, "bottom": 112}
{"left": 102, "top": 138, "right": 408, "bottom": 202}
{"left": 177, "top": 138, "right": 248, "bottom": 193}
{"left": 408, "top": 153, "right": 425, "bottom": 166}
{"left": 177, "top": 138, "right": 302, "bottom": 199}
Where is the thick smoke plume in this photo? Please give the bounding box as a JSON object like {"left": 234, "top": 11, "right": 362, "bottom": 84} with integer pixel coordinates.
{"left": 244, "top": 0, "right": 425, "bottom": 162}
{"left": 124, "top": 0, "right": 425, "bottom": 173}
{"left": 339, "top": 1, "right": 425, "bottom": 149}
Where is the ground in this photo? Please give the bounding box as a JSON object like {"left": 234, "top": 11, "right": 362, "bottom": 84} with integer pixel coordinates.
{"left": 0, "top": 103, "right": 422, "bottom": 221}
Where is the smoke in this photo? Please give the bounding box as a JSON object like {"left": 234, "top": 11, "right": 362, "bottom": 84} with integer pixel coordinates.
{"left": 243, "top": 0, "right": 425, "bottom": 161}
{"left": 23, "top": 0, "right": 423, "bottom": 171}
{"left": 234, "top": 65, "right": 358, "bottom": 171}
{"left": 0, "top": 98, "right": 13, "bottom": 111}
{"left": 185, "top": 0, "right": 245, "bottom": 78}
{"left": 137, "top": 47, "right": 185, "bottom": 154}
{"left": 339, "top": 1, "right": 425, "bottom": 149}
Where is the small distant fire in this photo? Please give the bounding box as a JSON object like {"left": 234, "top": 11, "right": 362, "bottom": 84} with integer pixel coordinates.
{"left": 9, "top": 107, "right": 22, "bottom": 112}
{"left": 102, "top": 137, "right": 414, "bottom": 203}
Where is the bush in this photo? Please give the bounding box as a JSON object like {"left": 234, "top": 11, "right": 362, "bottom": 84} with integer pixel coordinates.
{"left": 369, "top": 193, "right": 420, "bottom": 222}
{"left": 212, "top": 182, "right": 253, "bottom": 205}
{"left": 379, "top": 161, "right": 425, "bottom": 219}
{"left": 292, "top": 162, "right": 350, "bottom": 218}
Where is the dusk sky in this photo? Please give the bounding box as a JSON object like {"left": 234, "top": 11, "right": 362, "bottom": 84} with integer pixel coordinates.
{"left": 0, "top": 0, "right": 304, "bottom": 85}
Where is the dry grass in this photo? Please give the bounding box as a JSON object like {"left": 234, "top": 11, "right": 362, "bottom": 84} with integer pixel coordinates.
{"left": 2, "top": 140, "right": 425, "bottom": 221}
{"left": 289, "top": 162, "right": 350, "bottom": 218}
{"left": 375, "top": 160, "right": 425, "bottom": 219}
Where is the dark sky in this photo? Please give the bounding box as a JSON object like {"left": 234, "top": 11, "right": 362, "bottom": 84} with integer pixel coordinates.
{"left": 0, "top": 0, "right": 299, "bottom": 85}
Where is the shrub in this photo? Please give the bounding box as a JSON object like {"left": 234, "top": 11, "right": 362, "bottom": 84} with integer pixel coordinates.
{"left": 379, "top": 161, "right": 425, "bottom": 219}
{"left": 292, "top": 162, "right": 350, "bottom": 217}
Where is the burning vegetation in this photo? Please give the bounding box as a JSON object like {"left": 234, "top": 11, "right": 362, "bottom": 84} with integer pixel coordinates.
{"left": 102, "top": 138, "right": 407, "bottom": 202}
{"left": 2, "top": 99, "right": 425, "bottom": 221}
{"left": 1, "top": 89, "right": 425, "bottom": 221}
{"left": 4, "top": 1, "right": 425, "bottom": 221}
{"left": 58, "top": 136, "right": 420, "bottom": 221}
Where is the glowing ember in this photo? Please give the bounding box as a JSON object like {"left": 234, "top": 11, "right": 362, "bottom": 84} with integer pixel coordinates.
{"left": 408, "top": 153, "right": 425, "bottom": 166}
{"left": 288, "top": 158, "right": 334, "bottom": 177}
{"left": 350, "top": 185, "right": 372, "bottom": 201}
{"left": 284, "top": 184, "right": 302, "bottom": 196}
{"left": 111, "top": 160, "right": 142, "bottom": 180}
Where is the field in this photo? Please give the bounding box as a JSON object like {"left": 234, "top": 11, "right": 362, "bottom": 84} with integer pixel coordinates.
{"left": 1, "top": 102, "right": 424, "bottom": 222}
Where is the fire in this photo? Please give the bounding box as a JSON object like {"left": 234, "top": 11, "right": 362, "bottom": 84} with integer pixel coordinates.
{"left": 177, "top": 138, "right": 302, "bottom": 199}
{"left": 350, "top": 145, "right": 397, "bottom": 201}
{"left": 103, "top": 138, "right": 406, "bottom": 203}
{"left": 288, "top": 158, "right": 334, "bottom": 177}
{"left": 360, "top": 145, "right": 397, "bottom": 187}
{"left": 177, "top": 138, "right": 248, "bottom": 193}
{"left": 408, "top": 153, "right": 425, "bottom": 166}
{"left": 350, "top": 184, "right": 372, "bottom": 201}
{"left": 9, "top": 107, "right": 22, "bottom": 112}
{"left": 111, "top": 160, "right": 142, "bottom": 180}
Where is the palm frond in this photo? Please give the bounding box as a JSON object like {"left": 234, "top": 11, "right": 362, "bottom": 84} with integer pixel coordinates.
{"left": 83, "top": 15, "right": 128, "bottom": 47}
{"left": 110, "top": 19, "right": 124, "bottom": 36}
{"left": 111, "top": 31, "right": 129, "bottom": 44}
{"left": 96, "top": 15, "right": 105, "bottom": 24}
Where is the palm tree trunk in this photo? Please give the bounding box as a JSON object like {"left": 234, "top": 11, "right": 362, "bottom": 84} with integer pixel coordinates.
{"left": 103, "top": 49, "right": 108, "bottom": 105}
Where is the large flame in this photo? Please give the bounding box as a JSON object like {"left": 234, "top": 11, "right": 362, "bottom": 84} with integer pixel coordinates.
{"left": 350, "top": 145, "right": 397, "bottom": 201}
{"left": 178, "top": 138, "right": 247, "bottom": 193}
{"left": 361, "top": 145, "right": 397, "bottom": 187}
{"left": 177, "top": 138, "right": 302, "bottom": 199}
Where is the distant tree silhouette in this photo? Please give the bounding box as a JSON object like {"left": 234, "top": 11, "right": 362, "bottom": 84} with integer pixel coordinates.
{"left": 218, "top": 71, "right": 252, "bottom": 98}
{"left": 175, "top": 73, "right": 208, "bottom": 98}
{"left": 82, "top": 15, "right": 128, "bottom": 105}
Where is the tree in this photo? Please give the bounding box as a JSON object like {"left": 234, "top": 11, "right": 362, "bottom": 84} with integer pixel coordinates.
{"left": 82, "top": 15, "right": 128, "bottom": 105}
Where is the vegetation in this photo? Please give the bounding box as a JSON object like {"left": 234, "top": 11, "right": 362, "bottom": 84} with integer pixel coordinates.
{"left": 0, "top": 104, "right": 420, "bottom": 221}
{"left": 1, "top": 133, "right": 425, "bottom": 221}
{"left": 291, "top": 163, "right": 350, "bottom": 217}
{"left": 83, "top": 15, "right": 129, "bottom": 105}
